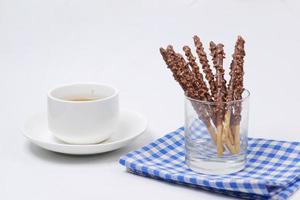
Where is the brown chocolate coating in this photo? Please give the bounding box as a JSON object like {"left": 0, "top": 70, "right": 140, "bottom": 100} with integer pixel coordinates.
{"left": 232, "top": 36, "right": 246, "bottom": 123}
{"left": 209, "top": 42, "right": 227, "bottom": 102}
{"left": 211, "top": 43, "right": 227, "bottom": 123}
{"left": 183, "top": 45, "right": 212, "bottom": 102}
{"left": 227, "top": 62, "right": 235, "bottom": 102}
{"left": 233, "top": 36, "right": 245, "bottom": 100}
{"left": 193, "top": 35, "right": 217, "bottom": 100}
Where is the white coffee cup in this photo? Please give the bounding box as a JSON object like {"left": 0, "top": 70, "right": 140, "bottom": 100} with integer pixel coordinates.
{"left": 47, "top": 83, "right": 119, "bottom": 144}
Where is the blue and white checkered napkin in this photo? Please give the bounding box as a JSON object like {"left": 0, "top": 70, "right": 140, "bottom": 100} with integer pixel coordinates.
{"left": 119, "top": 127, "right": 300, "bottom": 200}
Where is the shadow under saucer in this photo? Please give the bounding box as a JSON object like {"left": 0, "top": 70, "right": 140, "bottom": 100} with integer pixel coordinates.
{"left": 26, "top": 128, "right": 156, "bottom": 165}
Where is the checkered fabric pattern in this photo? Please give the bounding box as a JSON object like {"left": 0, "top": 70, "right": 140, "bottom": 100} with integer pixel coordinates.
{"left": 119, "top": 127, "right": 300, "bottom": 200}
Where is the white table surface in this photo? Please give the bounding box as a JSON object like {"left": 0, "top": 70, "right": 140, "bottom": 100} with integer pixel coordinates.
{"left": 1, "top": 0, "right": 300, "bottom": 199}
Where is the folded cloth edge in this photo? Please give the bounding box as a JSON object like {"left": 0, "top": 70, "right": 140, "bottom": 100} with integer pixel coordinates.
{"left": 119, "top": 157, "right": 270, "bottom": 196}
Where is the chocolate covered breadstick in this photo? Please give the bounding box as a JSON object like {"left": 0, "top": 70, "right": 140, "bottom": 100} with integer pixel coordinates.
{"left": 210, "top": 42, "right": 227, "bottom": 102}
{"left": 212, "top": 43, "right": 227, "bottom": 155}
{"left": 233, "top": 36, "right": 245, "bottom": 106}
{"left": 193, "top": 35, "right": 217, "bottom": 100}
{"left": 221, "top": 61, "right": 238, "bottom": 153}
{"left": 231, "top": 36, "right": 246, "bottom": 152}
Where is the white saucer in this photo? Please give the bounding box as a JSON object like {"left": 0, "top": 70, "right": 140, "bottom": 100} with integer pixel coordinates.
{"left": 22, "top": 110, "right": 147, "bottom": 155}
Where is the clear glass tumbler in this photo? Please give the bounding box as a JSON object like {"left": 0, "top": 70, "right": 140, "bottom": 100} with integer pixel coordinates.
{"left": 185, "top": 89, "right": 250, "bottom": 175}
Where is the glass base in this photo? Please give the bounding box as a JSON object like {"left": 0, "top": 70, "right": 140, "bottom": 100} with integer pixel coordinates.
{"left": 186, "top": 156, "right": 246, "bottom": 175}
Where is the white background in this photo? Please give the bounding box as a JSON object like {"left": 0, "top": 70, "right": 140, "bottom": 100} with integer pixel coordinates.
{"left": 1, "top": 0, "right": 300, "bottom": 199}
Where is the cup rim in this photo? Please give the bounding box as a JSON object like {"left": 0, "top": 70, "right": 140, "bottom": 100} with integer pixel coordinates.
{"left": 185, "top": 88, "right": 250, "bottom": 105}
{"left": 47, "top": 82, "right": 119, "bottom": 103}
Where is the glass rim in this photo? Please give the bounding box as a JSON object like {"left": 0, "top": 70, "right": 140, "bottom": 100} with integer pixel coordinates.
{"left": 185, "top": 89, "right": 250, "bottom": 105}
